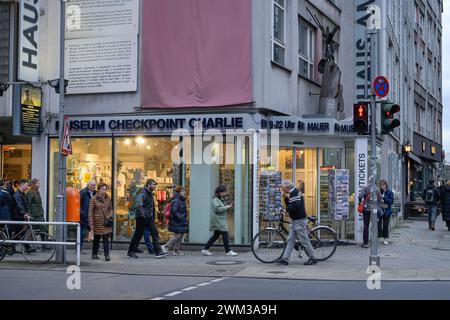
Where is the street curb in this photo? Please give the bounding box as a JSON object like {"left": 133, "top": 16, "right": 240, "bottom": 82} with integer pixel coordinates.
{"left": 1, "top": 266, "right": 449, "bottom": 282}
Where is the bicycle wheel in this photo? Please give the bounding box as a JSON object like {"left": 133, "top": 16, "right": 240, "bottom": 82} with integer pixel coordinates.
{"left": 21, "top": 231, "right": 56, "bottom": 264}
{"left": 252, "top": 229, "right": 286, "bottom": 264}
{"left": 0, "top": 232, "right": 7, "bottom": 262}
{"left": 307, "top": 226, "right": 337, "bottom": 261}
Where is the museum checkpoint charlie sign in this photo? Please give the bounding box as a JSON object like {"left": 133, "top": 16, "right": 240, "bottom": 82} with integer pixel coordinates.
{"left": 53, "top": 114, "right": 356, "bottom": 136}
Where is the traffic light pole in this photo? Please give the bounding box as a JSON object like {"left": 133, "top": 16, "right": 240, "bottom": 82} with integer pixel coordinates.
{"left": 367, "top": 29, "right": 380, "bottom": 267}
{"left": 55, "top": 0, "right": 67, "bottom": 264}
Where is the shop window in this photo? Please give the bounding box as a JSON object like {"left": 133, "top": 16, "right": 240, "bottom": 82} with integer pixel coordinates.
{"left": 114, "top": 137, "right": 179, "bottom": 243}
{"left": 49, "top": 138, "right": 112, "bottom": 224}
{"left": 319, "top": 149, "right": 341, "bottom": 226}
{"left": 184, "top": 136, "right": 252, "bottom": 245}
{"left": 2, "top": 145, "right": 32, "bottom": 182}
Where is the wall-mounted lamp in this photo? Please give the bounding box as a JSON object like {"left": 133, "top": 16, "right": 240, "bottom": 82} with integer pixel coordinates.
{"left": 404, "top": 144, "right": 412, "bottom": 153}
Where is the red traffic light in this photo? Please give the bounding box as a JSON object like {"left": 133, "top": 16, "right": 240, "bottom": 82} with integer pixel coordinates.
{"left": 354, "top": 103, "right": 369, "bottom": 134}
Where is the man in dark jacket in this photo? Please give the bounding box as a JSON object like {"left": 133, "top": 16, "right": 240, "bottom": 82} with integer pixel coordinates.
{"left": 127, "top": 179, "right": 167, "bottom": 259}
{"left": 79, "top": 180, "right": 96, "bottom": 250}
{"left": 422, "top": 179, "right": 440, "bottom": 231}
{"left": 278, "top": 180, "right": 317, "bottom": 266}
{"left": 12, "top": 180, "right": 34, "bottom": 253}
{"left": 439, "top": 180, "right": 450, "bottom": 231}
{"left": 358, "top": 185, "right": 372, "bottom": 248}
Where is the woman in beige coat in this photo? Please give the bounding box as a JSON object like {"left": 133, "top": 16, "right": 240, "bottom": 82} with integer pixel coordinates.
{"left": 89, "top": 183, "right": 113, "bottom": 261}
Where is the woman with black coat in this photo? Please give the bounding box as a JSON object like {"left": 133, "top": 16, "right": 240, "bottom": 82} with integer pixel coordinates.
{"left": 162, "top": 186, "right": 189, "bottom": 255}
{"left": 439, "top": 181, "right": 450, "bottom": 231}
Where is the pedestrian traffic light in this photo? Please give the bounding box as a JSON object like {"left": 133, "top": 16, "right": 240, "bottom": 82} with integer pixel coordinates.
{"left": 354, "top": 102, "right": 369, "bottom": 134}
{"left": 381, "top": 103, "right": 400, "bottom": 135}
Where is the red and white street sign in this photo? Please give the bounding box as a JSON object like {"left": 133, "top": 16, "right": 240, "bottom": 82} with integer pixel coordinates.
{"left": 373, "top": 75, "right": 390, "bottom": 98}
{"left": 60, "top": 116, "right": 72, "bottom": 156}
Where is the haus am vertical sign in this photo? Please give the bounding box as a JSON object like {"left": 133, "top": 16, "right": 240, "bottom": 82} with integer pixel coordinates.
{"left": 19, "top": 0, "right": 39, "bottom": 82}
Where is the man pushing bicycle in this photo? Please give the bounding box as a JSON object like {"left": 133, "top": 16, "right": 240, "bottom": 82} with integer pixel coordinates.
{"left": 278, "top": 180, "right": 318, "bottom": 266}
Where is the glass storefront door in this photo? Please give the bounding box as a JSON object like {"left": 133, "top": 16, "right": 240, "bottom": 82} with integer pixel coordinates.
{"left": 114, "top": 137, "right": 179, "bottom": 242}
{"left": 185, "top": 135, "right": 252, "bottom": 245}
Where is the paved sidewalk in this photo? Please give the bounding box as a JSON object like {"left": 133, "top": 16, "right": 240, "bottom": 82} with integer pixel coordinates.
{"left": 1, "top": 218, "right": 450, "bottom": 281}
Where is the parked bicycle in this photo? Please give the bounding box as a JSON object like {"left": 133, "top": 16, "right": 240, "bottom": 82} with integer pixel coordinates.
{"left": 0, "top": 217, "right": 56, "bottom": 264}
{"left": 252, "top": 213, "right": 338, "bottom": 264}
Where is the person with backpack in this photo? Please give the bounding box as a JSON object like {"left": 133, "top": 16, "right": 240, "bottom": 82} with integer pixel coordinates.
{"left": 422, "top": 179, "right": 440, "bottom": 231}
{"left": 201, "top": 185, "right": 237, "bottom": 256}
{"left": 162, "top": 186, "right": 188, "bottom": 255}
{"left": 377, "top": 180, "right": 394, "bottom": 245}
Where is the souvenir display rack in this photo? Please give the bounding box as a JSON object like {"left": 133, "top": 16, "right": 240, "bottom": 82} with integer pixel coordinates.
{"left": 259, "top": 171, "right": 282, "bottom": 221}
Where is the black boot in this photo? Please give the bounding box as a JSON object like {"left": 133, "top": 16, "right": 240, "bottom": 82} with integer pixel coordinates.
{"left": 127, "top": 251, "right": 138, "bottom": 258}
{"left": 105, "top": 256, "right": 110, "bottom": 261}
{"left": 92, "top": 254, "right": 99, "bottom": 260}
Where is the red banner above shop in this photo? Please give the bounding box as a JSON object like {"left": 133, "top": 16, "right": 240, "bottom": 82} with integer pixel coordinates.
{"left": 141, "top": 0, "right": 253, "bottom": 109}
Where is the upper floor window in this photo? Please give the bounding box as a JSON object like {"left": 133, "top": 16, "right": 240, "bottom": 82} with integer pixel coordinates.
{"left": 298, "top": 19, "right": 314, "bottom": 80}
{"left": 272, "top": 0, "right": 286, "bottom": 65}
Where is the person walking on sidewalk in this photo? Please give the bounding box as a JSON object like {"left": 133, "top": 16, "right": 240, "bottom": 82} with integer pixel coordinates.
{"left": 201, "top": 185, "right": 237, "bottom": 257}
{"left": 80, "top": 180, "right": 96, "bottom": 251}
{"left": 127, "top": 179, "right": 168, "bottom": 259}
{"left": 422, "top": 179, "right": 440, "bottom": 231}
{"left": 88, "top": 183, "right": 113, "bottom": 261}
{"left": 377, "top": 180, "right": 394, "bottom": 245}
{"left": 439, "top": 180, "right": 450, "bottom": 231}
{"left": 358, "top": 185, "right": 372, "bottom": 248}
{"left": 162, "top": 186, "right": 188, "bottom": 255}
{"left": 278, "top": 180, "right": 318, "bottom": 266}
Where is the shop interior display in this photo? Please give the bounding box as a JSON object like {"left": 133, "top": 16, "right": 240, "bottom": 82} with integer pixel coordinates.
{"left": 328, "top": 169, "right": 350, "bottom": 221}
{"left": 259, "top": 171, "right": 282, "bottom": 221}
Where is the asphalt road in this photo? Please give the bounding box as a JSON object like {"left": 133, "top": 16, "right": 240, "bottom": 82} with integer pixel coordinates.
{"left": 0, "top": 269, "right": 449, "bottom": 300}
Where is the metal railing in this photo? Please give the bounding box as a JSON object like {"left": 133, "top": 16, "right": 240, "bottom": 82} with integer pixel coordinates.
{"left": 0, "top": 221, "right": 80, "bottom": 266}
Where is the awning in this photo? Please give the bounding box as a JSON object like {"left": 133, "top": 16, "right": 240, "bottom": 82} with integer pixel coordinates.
{"left": 407, "top": 152, "right": 423, "bottom": 166}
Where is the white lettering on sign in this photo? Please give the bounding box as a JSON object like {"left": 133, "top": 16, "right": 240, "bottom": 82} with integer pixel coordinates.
{"left": 18, "top": 0, "right": 39, "bottom": 82}
{"left": 355, "top": 138, "right": 368, "bottom": 244}
{"left": 354, "top": 0, "right": 381, "bottom": 101}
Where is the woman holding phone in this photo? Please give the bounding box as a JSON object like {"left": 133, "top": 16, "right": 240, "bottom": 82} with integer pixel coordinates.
{"left": 201, "top": 185, "right": 237, "bottom": 256}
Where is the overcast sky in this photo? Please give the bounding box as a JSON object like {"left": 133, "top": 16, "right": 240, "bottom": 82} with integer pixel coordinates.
{"left": 442, "top": 0, "right": 450, "bottom": 158}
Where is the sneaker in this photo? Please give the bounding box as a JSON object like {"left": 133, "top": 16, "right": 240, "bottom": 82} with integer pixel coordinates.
{"left": 278, "top": 259, "right": 289, "bottom": 266}
{"left": 127, "top": 251, "right": 138, "bottom": 259}
{"left": 226, "top": 250, "right": 238, "bottom": 256}
{"left": 155, "top": 252, "right": 168, "bottom": 259}
{"left": 201, "top": 250, "right": 213, "bottom": 256}
{"left": 303, "top": 258, "right": 318, "bottom": 266}
{"left": 361, "top": 244, "right": 369, "bottom": 249}
{"left": 171, "top": 250, "right": 184, "bottom": 256}
{"left": 161, "top": 245, "right": 169, "bottom": 254}
{"left": 383, "top": 239, "right": 389, "bottom": 245}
